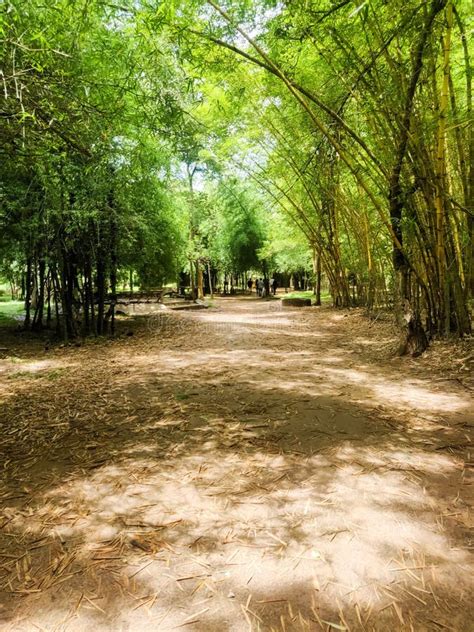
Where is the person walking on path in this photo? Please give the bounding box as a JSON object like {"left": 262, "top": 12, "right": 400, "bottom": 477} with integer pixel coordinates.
{"left": 263, "top": 277, "right": 270, "bottom": 297}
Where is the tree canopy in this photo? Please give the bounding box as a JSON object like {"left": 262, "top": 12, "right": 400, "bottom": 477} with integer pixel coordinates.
{"left": 1, "top": 0, "right": 472, "bottom": 347}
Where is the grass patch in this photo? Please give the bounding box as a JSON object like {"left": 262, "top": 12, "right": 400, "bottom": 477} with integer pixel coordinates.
{"left": 0, "top": 300, "right": 25, "bottom": 326}
{"left": 8, "top": 368, "right": 66, "bottom": 381}
{"left": 175, "top": 391, "right": 190, "bottom": 401}
{"left": 8, "top": 371, "right": 43, "bottom": 380}
{"left": 46, "top": 368, "right": 66, "bottom": 380}
{"left": 0, "top": 282, "right": 13, "bottom": 298}
{"left": 282, "top": 290, "right": 331, "bottom": 304}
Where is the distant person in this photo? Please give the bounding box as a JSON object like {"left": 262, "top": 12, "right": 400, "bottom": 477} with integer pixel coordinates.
{"left": 270, "top": 277, "right": 275, "bottom": 295}
{"left": 257, "top": 278, "right": 262, "bottom": 297}
{"left": 264, "top": 277, "right": 270, "bottom": 297}
{"left": 247, "top": 278, "right": 253, "bottom": 293}
{"left": 272, "top": 278, "right": 278, "bottom": 295}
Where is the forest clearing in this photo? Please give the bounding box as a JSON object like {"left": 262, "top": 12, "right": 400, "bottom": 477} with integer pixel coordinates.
{"left": 0, "top": 298, "right": 472, "bottom": 631}
{"left": 1, "top": 0, "right": 473, "bottom": 630}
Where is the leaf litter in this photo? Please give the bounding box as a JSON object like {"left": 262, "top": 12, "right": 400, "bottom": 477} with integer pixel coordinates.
{"left": 0, "top": 297, "right": 472, "bottom": 631}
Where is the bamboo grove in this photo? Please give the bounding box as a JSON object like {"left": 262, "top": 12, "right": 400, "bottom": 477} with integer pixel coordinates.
{"left": 1, "top": 0, "right": 472, "bottom": 350}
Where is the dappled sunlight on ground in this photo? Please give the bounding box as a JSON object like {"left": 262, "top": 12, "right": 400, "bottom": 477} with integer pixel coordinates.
{"left": 124, "top": 340, "right": 470, "bottom": 419}
{"left": 0, "top": 297, "right": 472, "bottom": 631}
{"left": 320, "top": 367, "right": 468, "bottom": 414}
{"left": 1, "top": 438, "right": 470, "bottom": 630}
{"left": 0, "top": 357, "right": 74, "bottom": 380}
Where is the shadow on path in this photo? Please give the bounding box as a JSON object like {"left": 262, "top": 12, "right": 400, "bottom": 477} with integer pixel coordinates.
{"left": 0, "top": 297, "right": 472, "bottom": 631}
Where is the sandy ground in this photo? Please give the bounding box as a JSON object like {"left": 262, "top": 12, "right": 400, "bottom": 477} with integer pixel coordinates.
{"left": 0, "top": 296, "right": 472, "bottom": 632}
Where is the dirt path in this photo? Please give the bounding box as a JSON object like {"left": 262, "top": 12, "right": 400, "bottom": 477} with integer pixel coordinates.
{"left": 0, "top": 297, "right": 472, "bottom": 631}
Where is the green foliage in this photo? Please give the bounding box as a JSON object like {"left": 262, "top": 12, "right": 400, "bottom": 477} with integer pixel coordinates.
{"left": 0, "top": 301, "right": 24, "bottom": 326}
{"left": 283, "top": 290, "right": 330, "bottom": 303}
{"left": 0, "top": 0, "right": 191, "bottom": 335}
{"left": 1, "top": 0, "right": 471, "bottom": 338}
{"left": 210, "top": 180, "right": 266, "bottom": 274}
{"left": 260, "top": 214, "right": 312, "bottom": 274}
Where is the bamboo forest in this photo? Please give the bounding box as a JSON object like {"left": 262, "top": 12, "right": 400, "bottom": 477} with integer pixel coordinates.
{"left": 0, "top": 0, "right": 472, "bottom": 630}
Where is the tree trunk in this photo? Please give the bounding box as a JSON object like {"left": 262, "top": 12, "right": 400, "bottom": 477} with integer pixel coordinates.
{"left": 189, "top": 259, "right": 196, "bottom": 299}
{"left": 312, "top": 245, "right": 322, "bottom": 306}
{"left": 208, "top": 262, "right": 213, "bottom": 298}
{"left": 434, "top": 0, "right": 452, "bottom": 335}
{"left": 96, "top": 251, "right": 106, "bottom": 336}
{"left": 24, "top": 257, "right": 32, "bottom": 330}
{"left": 388, "top": 0, "right": 444, "bottom": 353}
{"left": 32, "top": 257, "right": 45, "bottom": 331}
{"left": 46, "top": 271, "right": 52, "bottom": 329}
{"left": 196, "top": 262, "right": 204, "bottom": 300}
{"left": 110, "top": 213, "right": 118, "bottom": 337}
{"left": 51, "top": 267, "right": 62, "bottom": 337}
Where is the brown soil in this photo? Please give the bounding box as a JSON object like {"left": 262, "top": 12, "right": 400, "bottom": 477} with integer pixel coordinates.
{"left": 0, "top": 296, "right": 472, "bottom": 631}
